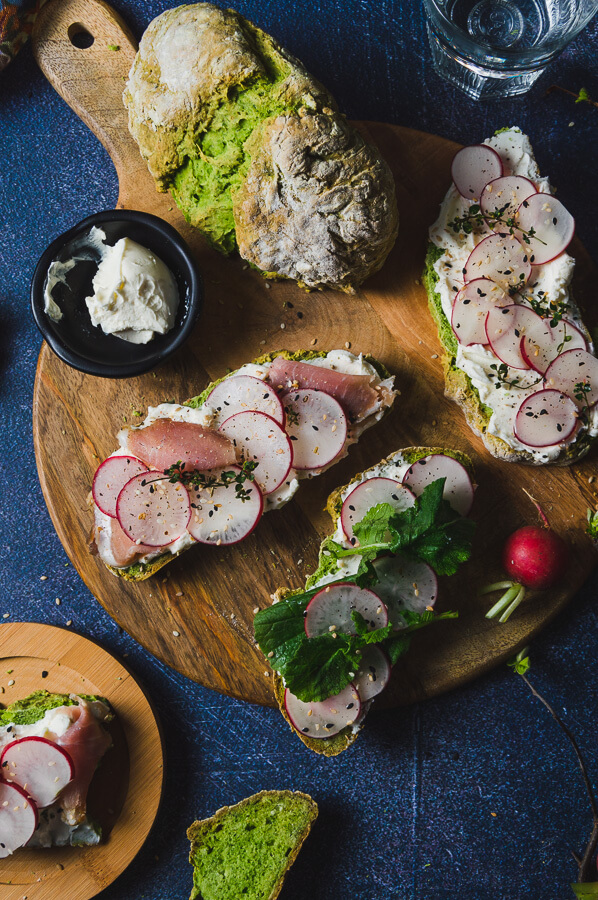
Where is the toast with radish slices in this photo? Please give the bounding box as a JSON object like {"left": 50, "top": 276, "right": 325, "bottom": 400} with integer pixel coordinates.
{"left": 254, "top": 446, "right": 475, "bottom": 756}
{"left": 424, "top": 127, "right": 597, "bottom": 465}
{"left": 90, "top": 349, "right": 396, "bottom": 582}
{"left": 0, "top": 691, "right": 113, "bottom": 854}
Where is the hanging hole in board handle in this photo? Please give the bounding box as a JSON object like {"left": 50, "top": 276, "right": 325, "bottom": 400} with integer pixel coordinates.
{"left": 68, "top": 23, "right": 95, "bottom": 49}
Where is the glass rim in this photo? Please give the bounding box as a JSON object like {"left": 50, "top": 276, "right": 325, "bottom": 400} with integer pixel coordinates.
{"left": 423, "top": 0, "right": 598, "bottom": 60}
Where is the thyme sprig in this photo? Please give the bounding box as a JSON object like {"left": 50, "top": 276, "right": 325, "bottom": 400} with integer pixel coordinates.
{"left": 448, "top": 202, "right": 546, "bottom": 247}
{"left": 161, "top": 458, "right": 258, "bottom": 502}
{"left": 489, "top": 362, "right": 542, "bottom": 391}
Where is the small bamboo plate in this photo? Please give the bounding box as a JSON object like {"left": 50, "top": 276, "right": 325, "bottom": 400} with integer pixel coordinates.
{"left": 0, "top": 622, "right": 164, "bottom": 900}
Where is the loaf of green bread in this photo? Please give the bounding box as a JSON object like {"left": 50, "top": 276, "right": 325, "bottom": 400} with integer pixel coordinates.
{"left": 187, "top": 790, "right": 318, "bottom": 900}
{"left": 123, "top": 3, "right": 398, "bottom": 291}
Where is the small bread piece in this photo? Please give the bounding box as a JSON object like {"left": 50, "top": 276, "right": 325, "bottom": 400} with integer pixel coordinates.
{"left": 268, "top": 446, "right": 475, "bottom": 756}
{"left": 124, "top": 3, "right": 398, "bottom": 290}
{"left": 187, "top": 790, "right": 318, "bottom": 900}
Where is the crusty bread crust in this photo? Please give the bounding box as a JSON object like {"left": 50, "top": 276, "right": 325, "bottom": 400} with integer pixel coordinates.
{"left": 423, "top": 241, "right": 594, "bottom": 466}
{"left": 187, "top": 789, "right": 318, "bottom": 900}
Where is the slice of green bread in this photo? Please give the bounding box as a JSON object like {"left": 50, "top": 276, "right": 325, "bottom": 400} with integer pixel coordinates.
{"left": 269, "top": 446, "right": 474, "bottom": 757}
{"left": 0, "top": 690, "right": 112, "bottom": 726}
{"left": 98, "top": 348, "right": 393, "bottom": 583}
{"left": 187, "top": 790, "right": 318, "bottom": 900}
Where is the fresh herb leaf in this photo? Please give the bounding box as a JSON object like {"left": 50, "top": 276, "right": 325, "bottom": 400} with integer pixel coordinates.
{"left": 281, "top": 633, "right": 362, "bottom": 702}
{"left": 331, "top": 481, "right": 475, "bottom": 576}
{"left": 507, "top": 647, "right": 531, "bottom": 675}
{"left": 384, "top": 634, "right": 412, "bottom": 665}
{"left": 351, "top": 610, "right": 393, "bottom": 643}
{"left": 587, "top": 508, "right": 598, "bottom": 540}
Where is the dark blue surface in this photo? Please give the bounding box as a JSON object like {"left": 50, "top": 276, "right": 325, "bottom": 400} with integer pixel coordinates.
{"left": 1, "top": 2, "right": 598, "bottom": 898}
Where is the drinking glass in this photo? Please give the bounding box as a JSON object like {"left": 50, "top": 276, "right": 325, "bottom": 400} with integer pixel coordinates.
{"left": 423, "top": 0, "right": 598, "bottom": 100}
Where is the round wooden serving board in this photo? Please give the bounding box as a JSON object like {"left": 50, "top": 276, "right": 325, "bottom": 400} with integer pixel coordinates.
{"left": 0, "top": 622, "right": 163, "bottom": 900}
{"left": 32, "top": 0, "right": 598, "bottom": 709}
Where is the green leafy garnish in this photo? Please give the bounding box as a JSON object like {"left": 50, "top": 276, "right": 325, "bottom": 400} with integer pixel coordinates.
{"left": 254, "top": 477, "right": 473, "bottom": 703}
{"left": 507, "top": 647, "right": 531, "bottom": 675}
{"left": 324, "top": 479, "right": 475, "bottom": 576}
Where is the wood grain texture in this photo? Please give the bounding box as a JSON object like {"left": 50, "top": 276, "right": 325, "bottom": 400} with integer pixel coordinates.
{"left": 32, "top": 0, "right": 598, "bottom": 708}
{"left": 0, "top": 622, "right": 163, "bottom": 900}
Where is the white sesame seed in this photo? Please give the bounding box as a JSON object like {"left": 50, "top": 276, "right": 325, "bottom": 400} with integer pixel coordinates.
{"left": 172, "top": 630, "right": 180, "bottom": 637}
{"left": 8, "top": 680, "right": 14, "bottom": 686}
{"left": 55, "top": 598, "right": 61, "bottom": 605}
{"left": 253, "top": 607, "right": 260, "bottom": 614}
{"left": 40, "top": 575, "right": 48, "bottom": 581}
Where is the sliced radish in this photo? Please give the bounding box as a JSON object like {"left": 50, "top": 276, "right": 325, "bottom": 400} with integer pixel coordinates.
{"left": 218, "top": 411, "right": 292, "bottom": 495}
{"left": 514, "top": 389, "right": 579, "bottom": 447}
{"left": 1, "top": 737, "right": 74, "bottom": 809}
{"left": 516, "top": 193, "right": 575, "bottom": 265}
{"left": 284, "top": 683, "right": 361, "bottom": 739}
{"left": 206, "top": 375, "right": 285, "bottom": 426}
{"left": 187, "top": 465, "right": 263, "bottom": 545}
{"left": 521, "top": 318, "right": 587, "bottom": 374}
{"left": 372, "top": 555, "right": 438, "bottom": 626}
{"left": 0, "top": 781, "right": 38, "bottom": 857}
{"left": 451, "top": 278, "right": 509, "bottom": 345}
{"left": 341, "top": 478, "right": 415, "bottom": 545}
{"left": 544, "top": 349, "right": 598, "bottom": 408}
{"left": 451, "top": 145, "right": 503, "bottom": 201}
{"left": 402, "top": 453, "right": 474, "bottom": 516}
{"left": 116, "top": 471, "right": 191, "bottom": 546}
{"left": 480, "top": 175, "right": 537, "bottom": 224}
{"left": 464, "top": 234, "right": 532, "bottom": 292}
{"left": 353, "top": 645, "right": 391, "bottom": 701}
{"left": 92, "top": 455, "right": 149, "bottom": 518}
{"left": 304, "top": 583, "right": 388, "bottom": 638}
{"left": 283, "top": 389, "right": 347, "bottom": 470}
{"left": 485, "top": 304, "right": 550, "bottom": 370}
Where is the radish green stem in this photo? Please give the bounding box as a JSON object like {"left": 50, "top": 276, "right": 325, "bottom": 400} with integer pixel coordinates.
{"left": 480, "top": 581, "right": 515, "bottom": 595}
{"left": 521, "top": 487, "right": 551, "bottom": 529}
{"left": 498, "top": 586, "right": 526, "bottom": 623}
{"left": 484, "top": 583, "right": 522, "bottom": 620}
{"left": 518, "top": 672, "right": 598, "bottom": 884}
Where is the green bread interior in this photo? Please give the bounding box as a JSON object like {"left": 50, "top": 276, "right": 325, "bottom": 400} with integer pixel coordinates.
{"left": 170, "top": 32, "right": 296, "bottom": 254}
{"left": 0, "top": 690, "right": 109, "bottom": 727}
{"left": 188, "top": 793, "right": 315, "bottom": 900}
{"left": 423, "top": 242, "right": 493, "bottom": 424}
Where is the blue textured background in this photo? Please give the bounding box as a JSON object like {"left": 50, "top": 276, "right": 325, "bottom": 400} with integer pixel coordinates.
{"left": 1, "top": 2, "right": 598, "bottom": 898}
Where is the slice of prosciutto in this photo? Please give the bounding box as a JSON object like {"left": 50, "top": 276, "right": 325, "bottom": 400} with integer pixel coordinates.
{"left": 268, "top": 357, "right": 382, "bottom": 421}
{"left": 54, "top": 697, "right": 112, "bottom": 827}
{"left": 92, "top": 507, "right": 157, "bottom": 568}
{"left": 122, "top": 419, "right": 236, "bottom": 473}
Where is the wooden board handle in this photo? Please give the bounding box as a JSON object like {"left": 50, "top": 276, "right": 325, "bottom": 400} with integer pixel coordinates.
{"left": 32, "top": 0, "right": 142, "bottom": 192}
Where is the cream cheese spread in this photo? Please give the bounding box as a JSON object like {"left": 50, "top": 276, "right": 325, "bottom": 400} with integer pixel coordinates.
{"left": 429, "top": 127, "right": 598, "bottom": 462}
{"left": 85, "top": 237, "right": 179, "bottom": 343}
{"left": 43, "top": 229, "right": 179, "bottom": 344}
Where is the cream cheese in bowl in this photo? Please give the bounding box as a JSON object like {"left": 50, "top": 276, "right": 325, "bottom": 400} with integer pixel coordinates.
{"left": 31, "top": 210, "right": 202, "bottom": 378}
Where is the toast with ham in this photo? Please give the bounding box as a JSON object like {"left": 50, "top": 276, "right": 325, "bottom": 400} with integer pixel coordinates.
{"left": 90, "top": 349, "right": 396, "bottom": 582}
{"left": 0, "top": 691, "right": 113, "bottom": 851}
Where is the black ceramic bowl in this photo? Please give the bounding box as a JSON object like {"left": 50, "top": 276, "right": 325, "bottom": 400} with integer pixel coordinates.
{"left": 31, "top": 210, "right": 203, "bottom": 378}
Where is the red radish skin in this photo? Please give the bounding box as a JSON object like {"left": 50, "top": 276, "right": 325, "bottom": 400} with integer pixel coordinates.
{"left": 451, "top": 145, "right": 503, "bottom": 200}
{"left": 0, "top": 781, "right": 38, "bottom": 857}
{"left": 502, "top": 525, "right": 568, "bottom": 590}
{"left": 92, "top": 454, "right": 149, "bottom": 518}
{"left": 1, "top": 737, "right": 74, "bottom": 809}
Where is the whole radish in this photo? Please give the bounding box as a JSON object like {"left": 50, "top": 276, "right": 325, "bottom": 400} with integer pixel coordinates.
{"left": 482, "top": 492, "right": 569, "bottom": 623}
{"left": 502, "top": 525, "right": 569, "bottom": 590}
